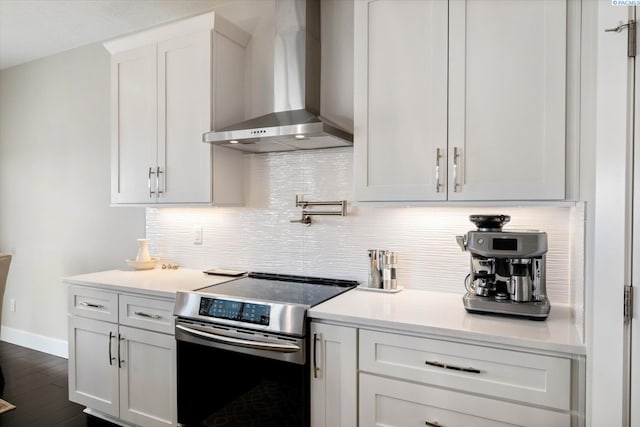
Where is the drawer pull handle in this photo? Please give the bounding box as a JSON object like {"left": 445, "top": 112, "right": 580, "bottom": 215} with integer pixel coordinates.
{"left": 134, "top": 311, "right": 162, "bottom": 319}
{"left": 425, "top": 360, "right": 480, "bottom": 374}
{"left": 80, "top": 302, "right": 104, "bottom": 309}
{"left": 425, "top": 421, "right": 442, "bottom": 427}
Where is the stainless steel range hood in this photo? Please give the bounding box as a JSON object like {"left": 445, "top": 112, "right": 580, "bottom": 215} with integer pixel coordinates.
{"left": 202, "top": 0, "right": 353, "bottom": 153}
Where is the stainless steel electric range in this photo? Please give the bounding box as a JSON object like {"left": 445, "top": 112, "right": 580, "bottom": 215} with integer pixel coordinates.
{"left": 173, "top": 272, "right": 358, "bottom": 427}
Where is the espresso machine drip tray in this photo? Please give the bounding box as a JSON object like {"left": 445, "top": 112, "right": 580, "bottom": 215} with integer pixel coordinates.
{"left": 463, "top": 293, "right": 551, "bottom": 320}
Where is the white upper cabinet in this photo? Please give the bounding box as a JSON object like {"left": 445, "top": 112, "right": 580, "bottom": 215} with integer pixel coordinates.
{"left": 354, "top": 0, "right": 448, "bottom": 201}
{"left": 448, "top": 0, "right": 566, "bottom": 200}
{"left": 355, "top": 0, "right": 568, "bottom": 202}
{"left": 110, "top": 45, "right": 157, "bottom": 204}
{"left": 156, "top": 31, "right": 213, "bottom": 204}
{"left": 106, "top": 13, "right": 249, "bottom": 206}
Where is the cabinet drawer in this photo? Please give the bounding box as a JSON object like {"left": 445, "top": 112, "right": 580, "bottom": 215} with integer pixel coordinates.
{"left": 360, "top": 373, "right": 569, "bottom": 427}
{"left": 359, "top": 329, "right": 571, "bottom": 410}
{"left": 119, "top": 295, "right": 174, "bottom": 334}
{"left": 68, "top": 286, "right": 118, "bottom": 323}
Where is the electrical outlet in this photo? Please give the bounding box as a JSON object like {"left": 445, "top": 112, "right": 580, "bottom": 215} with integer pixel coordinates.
{"left": 9, "top": 299, "right": 15, "bottom": 312}
{"left": 194, "top": 225, "right": 203, "bottom": 245}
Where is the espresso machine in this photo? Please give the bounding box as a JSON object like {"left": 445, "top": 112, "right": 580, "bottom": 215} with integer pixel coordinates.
{"left": 456, "top": 214, "right": 550, "bottom": 320}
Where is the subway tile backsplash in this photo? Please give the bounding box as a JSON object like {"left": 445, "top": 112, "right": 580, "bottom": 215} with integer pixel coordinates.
{"left": 147, "top": 148, "right": 578, "bottom": 305}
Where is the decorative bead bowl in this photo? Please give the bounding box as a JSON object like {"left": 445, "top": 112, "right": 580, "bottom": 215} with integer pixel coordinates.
{"left": 125, "top": 257, "right": 159, "bottom": 270}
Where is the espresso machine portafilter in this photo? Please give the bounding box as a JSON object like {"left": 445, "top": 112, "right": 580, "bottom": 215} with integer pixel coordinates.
{"left": 456, "top": 215, "right": 551, "bottom": 320}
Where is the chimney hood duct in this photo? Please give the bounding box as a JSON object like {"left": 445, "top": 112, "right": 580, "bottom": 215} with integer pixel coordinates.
{"left": 202, "top": 0, "right": 353, "bottom": 153}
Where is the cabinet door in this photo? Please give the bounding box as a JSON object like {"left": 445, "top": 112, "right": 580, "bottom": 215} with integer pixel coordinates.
{"left": 68, "top": 316, "right": 119, "bottom": 417}
{"left": 448, "top": 0, "right": 566, "bottom": 200}
{"left": 119, "top": 326, "right": 176, "bottom": 427}
{"left": 310, "top": 322, "right": 357, "bottom": 427}
{"left": 110, "top": 44, "right": 157, "bottom": 204}
{"left": 354, "top": 0, "right": 448, "bottom": 201}
{"left": 157, "top": 31, "right": 213, "bottom": 204}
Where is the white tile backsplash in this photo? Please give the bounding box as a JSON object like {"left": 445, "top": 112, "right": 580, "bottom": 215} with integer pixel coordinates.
{"left": 146, "top": 148, "right": 578, "bottom": 304}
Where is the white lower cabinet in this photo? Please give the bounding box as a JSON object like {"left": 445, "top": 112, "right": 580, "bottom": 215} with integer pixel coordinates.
{"left": 359, "top": 329, "right": 577, "bottom": 427}
{"left": 68, "top": 286, "right": 176, "bottom": 427}
{"left": 68, "top": 316, "right": 119, "bottom": 416}
{"left": 310, "top": 322, "right": 581, "bottom": 427}
{"left": 310, "top": 322, "right": 357, "bottom": 427}
{"left": 119, "top": 325, "right": 175, "bottom": 427}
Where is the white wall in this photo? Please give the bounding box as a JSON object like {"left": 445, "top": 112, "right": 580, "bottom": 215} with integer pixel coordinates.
{"left": 0, "top": 43, "right": 145, "bottom": 354}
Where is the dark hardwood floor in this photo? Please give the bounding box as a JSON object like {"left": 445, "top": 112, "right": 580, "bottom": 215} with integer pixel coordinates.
{"left": 0, "top": 340, "right": 116, "bottom": 427}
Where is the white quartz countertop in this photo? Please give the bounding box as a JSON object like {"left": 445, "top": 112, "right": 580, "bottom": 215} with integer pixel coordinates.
{"left": 64, "top": 269, "right": 585, "bottom": 355}
{"left": 309, "top": 288, "right": 585, "bottom": 355}
{"left": 63, "top": 268, "right": 234, "bottom": 298}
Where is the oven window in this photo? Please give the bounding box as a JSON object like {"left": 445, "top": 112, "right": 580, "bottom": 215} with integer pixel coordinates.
{"left": 177, "top": 340, "right": 308, "bottom": 426}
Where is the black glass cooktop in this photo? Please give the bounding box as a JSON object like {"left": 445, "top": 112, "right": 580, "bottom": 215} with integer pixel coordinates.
{"left": 196, "top": 272, "right": 358, "bottom": 307}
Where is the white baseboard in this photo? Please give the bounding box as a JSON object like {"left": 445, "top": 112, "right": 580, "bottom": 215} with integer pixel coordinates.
{"left": 84, "top": 409, "right": 133, "bottom": 427}
{"left": 0, "top": 326, "right": 68, "bottom": 358}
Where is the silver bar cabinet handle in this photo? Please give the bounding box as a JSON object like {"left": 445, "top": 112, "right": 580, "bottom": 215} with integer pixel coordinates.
{"left": 80, "top": 301, "right": 104, "bottom": 309}
{"left": 134, "top": 311, "right": 162, "bottom": 319}
{"left": 108, "top": 331, "right": 115, "bottom": 366}
{"left": 435, "top": 148, "right": 442, "bottom": 193}
{"left": 148, "top": 167, "right": 156, "bottom": 197}
{"left": 425, "top": 360, "right": 480, "bottom": 374}
{"left": 453, "top": 147, "right": 461, "bottom": 192}
{"left": 156, "top": 167, "right": 164, "bottom": 196}
{"left": 313, "top": 333, "right": 320, "bottom": 378}
{"left": 118, "top": 333, "right": 124, "bottom": 368}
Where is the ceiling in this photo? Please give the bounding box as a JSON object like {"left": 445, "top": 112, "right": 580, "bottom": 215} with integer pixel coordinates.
{"left": 0, "top": 0, "right": 232, "bottom": 70}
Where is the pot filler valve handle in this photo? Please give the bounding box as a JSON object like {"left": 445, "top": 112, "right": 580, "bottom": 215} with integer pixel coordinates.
{"left": 456, "top": 235, "right": 467, "bottom": 252}
{"left": 290, "top": 214, "right": 312, "bottom": 226}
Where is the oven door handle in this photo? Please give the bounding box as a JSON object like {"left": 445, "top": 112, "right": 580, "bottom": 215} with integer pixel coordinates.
{"left": 176, "top": 324, "right": 301, "bottom": 353}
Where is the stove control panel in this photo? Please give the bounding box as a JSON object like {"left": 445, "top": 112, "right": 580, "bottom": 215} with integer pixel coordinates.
{"left": 199, "top": 297, "right": 270, "bottom": 326}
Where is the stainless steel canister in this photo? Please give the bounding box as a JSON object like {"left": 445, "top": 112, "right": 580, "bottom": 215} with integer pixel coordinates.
{"left": 509, "top": 259, "right": 532, "bottom": 302}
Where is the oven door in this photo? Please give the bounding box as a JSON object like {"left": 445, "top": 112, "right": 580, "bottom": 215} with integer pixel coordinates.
{"left": 175, "top": 318, "right": 309, "bottom": 426}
